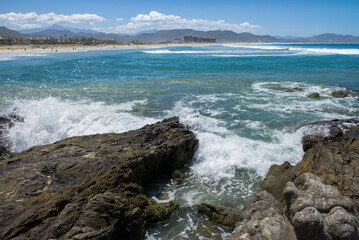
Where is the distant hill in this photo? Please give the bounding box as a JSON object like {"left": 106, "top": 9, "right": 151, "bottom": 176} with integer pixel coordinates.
{"left": 27, "top": 29, "right": 123, "bottom": 41}
{"left": 0, "top": 26, "right": 22, "bottom": 38}
{"left": 303, "top": 33, "right": 359, "bottom": 42}
{"left": 1, "top": 25, "right": 359, "bottom": 43}
{"left": 117, "top": 29, "right": 279, "bottom": 42}
{"left": 20, "top": 24, "right": 99, "bottom": 34}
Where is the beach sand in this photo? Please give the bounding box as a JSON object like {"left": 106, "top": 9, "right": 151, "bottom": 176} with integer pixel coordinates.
{"left": 0, "top": 43, "right": 227, "bottom": 54}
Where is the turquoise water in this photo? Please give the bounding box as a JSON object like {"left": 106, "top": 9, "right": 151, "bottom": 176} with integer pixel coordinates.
{"left": 1, "top": 43, "right": 359, "bottom": 239}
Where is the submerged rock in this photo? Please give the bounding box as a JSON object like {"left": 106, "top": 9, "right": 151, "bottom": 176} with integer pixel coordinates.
{"left": 331, "top": 90, "right": 359, "bottom": 98}
{"left": 307, "top": 92, "right": 320, "bottom": 98}
{"left": 228, "top": 191, "right": 296, "bottom": 240}
{"left": 172, "top": 169, "right": 185, "bottom": 184}
{"left": 193, "top": 203, "right": 241, "bottom": 229}
{"left": 0, "top": 117, "right": 198, "bottom": 240}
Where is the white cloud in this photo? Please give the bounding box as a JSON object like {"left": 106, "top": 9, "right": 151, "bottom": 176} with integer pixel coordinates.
{"left": 113, "top": 11, "right": 260, "bottom": 34}
{"left": 116, "top": 18, "right": 123, "bottom": 21}
{"left": 0, "top": 12, "right": 105, "bottom": 29}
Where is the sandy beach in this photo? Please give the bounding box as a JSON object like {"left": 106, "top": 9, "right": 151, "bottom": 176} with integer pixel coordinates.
{"left": 0, "top": 42, "right": 228, "bottom": 54}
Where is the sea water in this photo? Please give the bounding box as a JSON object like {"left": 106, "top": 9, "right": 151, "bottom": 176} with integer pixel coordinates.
{"left": 1, "top": 43, "right": 358, "bottom": 239}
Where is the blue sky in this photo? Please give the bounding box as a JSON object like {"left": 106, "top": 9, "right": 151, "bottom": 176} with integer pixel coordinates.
{"left": 0, "top": 0, "right": 358, "bottom": 36}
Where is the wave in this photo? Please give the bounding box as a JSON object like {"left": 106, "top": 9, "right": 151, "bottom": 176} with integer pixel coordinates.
{"left": 288, "top": 47, "right": 359, "bottom": 55}
{"left": 223, "top": 44, "right": 288, "bottom": 50}
{"left": 2, "top": 97, "right": 157, "bottom": 152}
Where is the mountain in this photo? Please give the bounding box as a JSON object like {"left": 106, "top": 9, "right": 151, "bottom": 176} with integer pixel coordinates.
{"left": 27, "top": 29, "right": 124, "bottom": 41}
{"left": 303, "top": 33, "right": 359, "bottom": 42}
{"left": 2, "top": 25, "right": 359, "bottom": 43}
{"left": 20, "top": 24, "right": 99, "bottom": 34}
{"left": 117, "top": 29, "right": 279, "bottom": 42}
{"left": 0, "top": 26, "right": 22, "bottom": 38}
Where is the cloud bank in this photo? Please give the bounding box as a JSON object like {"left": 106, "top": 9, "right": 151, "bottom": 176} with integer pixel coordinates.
{"left": 114, "top": 11, "right": 260, "bottom": 34}
{"left": 0, "top": 12, "right": 105, "bottom": 29}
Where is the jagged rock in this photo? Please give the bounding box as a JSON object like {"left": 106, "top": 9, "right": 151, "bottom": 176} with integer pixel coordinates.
{"left": 193, "top": 203, "right": 241, "bottom": 229}
{"left": 259, "top": 161, "right": 296, "bottom": 203}
{"left": 292, "top": 207, "right": 331, "bottom": 240}
{"left": 261, "top": 121, "right": 359, "bottom": 211}
{"left": 307, "top": 93, "right": 320, "bottom": 98}
{"left": 283, "top": 173, "right": 358, "bottom": 240}
{"left": 331, "top": 90, "right": 359, "bottom": 98}
{"left": 172, "top": 169, "right": 185, "bottom": 184}
{"left": 0, "top": 117, "right": 198, "bottom": 240}
{"left": 228, "top": 191, "right": 296, "bottom": 240}
{"left": 324, "top": 206, "right": 359, "bottom": 240}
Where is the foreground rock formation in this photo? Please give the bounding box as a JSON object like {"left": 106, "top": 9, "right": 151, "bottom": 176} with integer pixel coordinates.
{"left": 0, "top": 117, "right": 198, "bottom": 240}
{"left": 261, "top": 119, "right": 359, "bottom": 211}
{"left": 223, "top": 119, "right": 359, "bottom": 240}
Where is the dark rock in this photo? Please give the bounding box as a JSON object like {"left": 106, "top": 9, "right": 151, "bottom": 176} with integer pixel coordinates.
{"left": 331, "top": 90, "right": 359, "bottom": 98}
{"left": 307, "top": 93, "right": 320, "bottom": 98}
{"left": 293, "top": 87, "right": 303, "bottom": 92}
{"left": 261, "top": 121, "right": 359, "bottom": 212}
{"left": 172, "top": 169, "right": 185, "bottom": 184}
{"left": 259, "top": 161, "right": 296, "bottom": 203}
{"left": 301, "top": 134, "right": 323, "bottom": 152}
{"left": 0, "top": 117, "right": 198, "bottom": 240}
{"left": 283, "top": 173, "right": 358, "bottom": 240}
{"left": 228, "top": 191, "right": 296, "bottom": 240}
{"left": 292, "top": 207, "right": 331, "bottom": 240}
{"left": 193, "top": 203, "right": 241, "bottom": 229}
{"left": 143, "top": 199, "right": 179, "bottom": 226}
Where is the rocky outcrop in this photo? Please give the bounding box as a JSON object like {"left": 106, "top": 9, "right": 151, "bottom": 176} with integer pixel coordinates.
{"left": 284, "top": 173, "right": 358, "bottom": 240}
{"left": 331, "top": 90, "right": 359, "bottom": 98}
{"left": 0, "top": 117, "right": 198, "bottom": 240}
{"left": 261, "top": 120, "right": 359, "bottom": 211}
{"left": 193, "top": 203, "right": 241, "bottom": 229}
{"left": 228, "top": 191, "right": 297, "bottom": 240}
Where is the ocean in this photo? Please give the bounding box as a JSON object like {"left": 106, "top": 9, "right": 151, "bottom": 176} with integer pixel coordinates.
{"left": 1, "top": 43, "right": 358, "bottom": 239}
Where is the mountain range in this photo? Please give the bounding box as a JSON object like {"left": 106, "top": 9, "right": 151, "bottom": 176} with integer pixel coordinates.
{"left": 1, "top": 25, "right": 359, "bottom": 43}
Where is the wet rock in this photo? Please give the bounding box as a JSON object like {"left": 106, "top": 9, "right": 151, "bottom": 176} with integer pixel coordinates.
{"left": 0, "top": 117, "right": 198, "bottom": 240}
{"left": 143, "top": 199, "right": 179, "bottom": 226}
{"left": 193, "top": 203, "right": 241, "bottom": 229}
{"left": 331, "top": 90, "right": 359, "bottom": 98}
{"left": 293, "top": 87, "right": 303, "bottom": 92}
{"left": 259, "top": 161, "right": 296, "bottom": 203}
{"left": 307, "top": 92, "right": 320, "bottom": 98}
{"left": 261, "top": 121, "right": 359, "bottom": 211}
{"left": 283, "top": 173, "right": 358, "bottom": 240}
{"left": 172, "top": 169, "right": 185, "bottom": 184}
{"left": 228, "top": 191, "right": 296, "bottom": 240}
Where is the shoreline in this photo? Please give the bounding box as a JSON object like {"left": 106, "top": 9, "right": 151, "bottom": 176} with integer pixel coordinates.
{"left": 1, "top": 42, "right": 357, "bottom": 55}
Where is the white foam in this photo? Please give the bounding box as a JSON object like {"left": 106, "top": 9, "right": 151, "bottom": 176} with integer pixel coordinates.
{"left": 223, "top": 44, "right": 288, "bottom": 50}
{"left": 3, "top": 97, "right": 157, "bottom": 152}
{"left": 168, "top": 99, "right": 305, "bottom": 178}
{"left": 288, "top": 47, "right": 359, "bottom": 55}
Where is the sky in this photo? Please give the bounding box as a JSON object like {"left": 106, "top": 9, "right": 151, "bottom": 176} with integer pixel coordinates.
{"left": 0, "top": 0, "right": 358, "bottom": 36}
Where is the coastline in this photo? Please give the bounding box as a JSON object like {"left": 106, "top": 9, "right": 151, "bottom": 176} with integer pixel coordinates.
{"left": 1, "top": 41, "right": 357, "bottom": 55}
{"left": 0, "top": 43, "right": 221, "bottom": 54}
